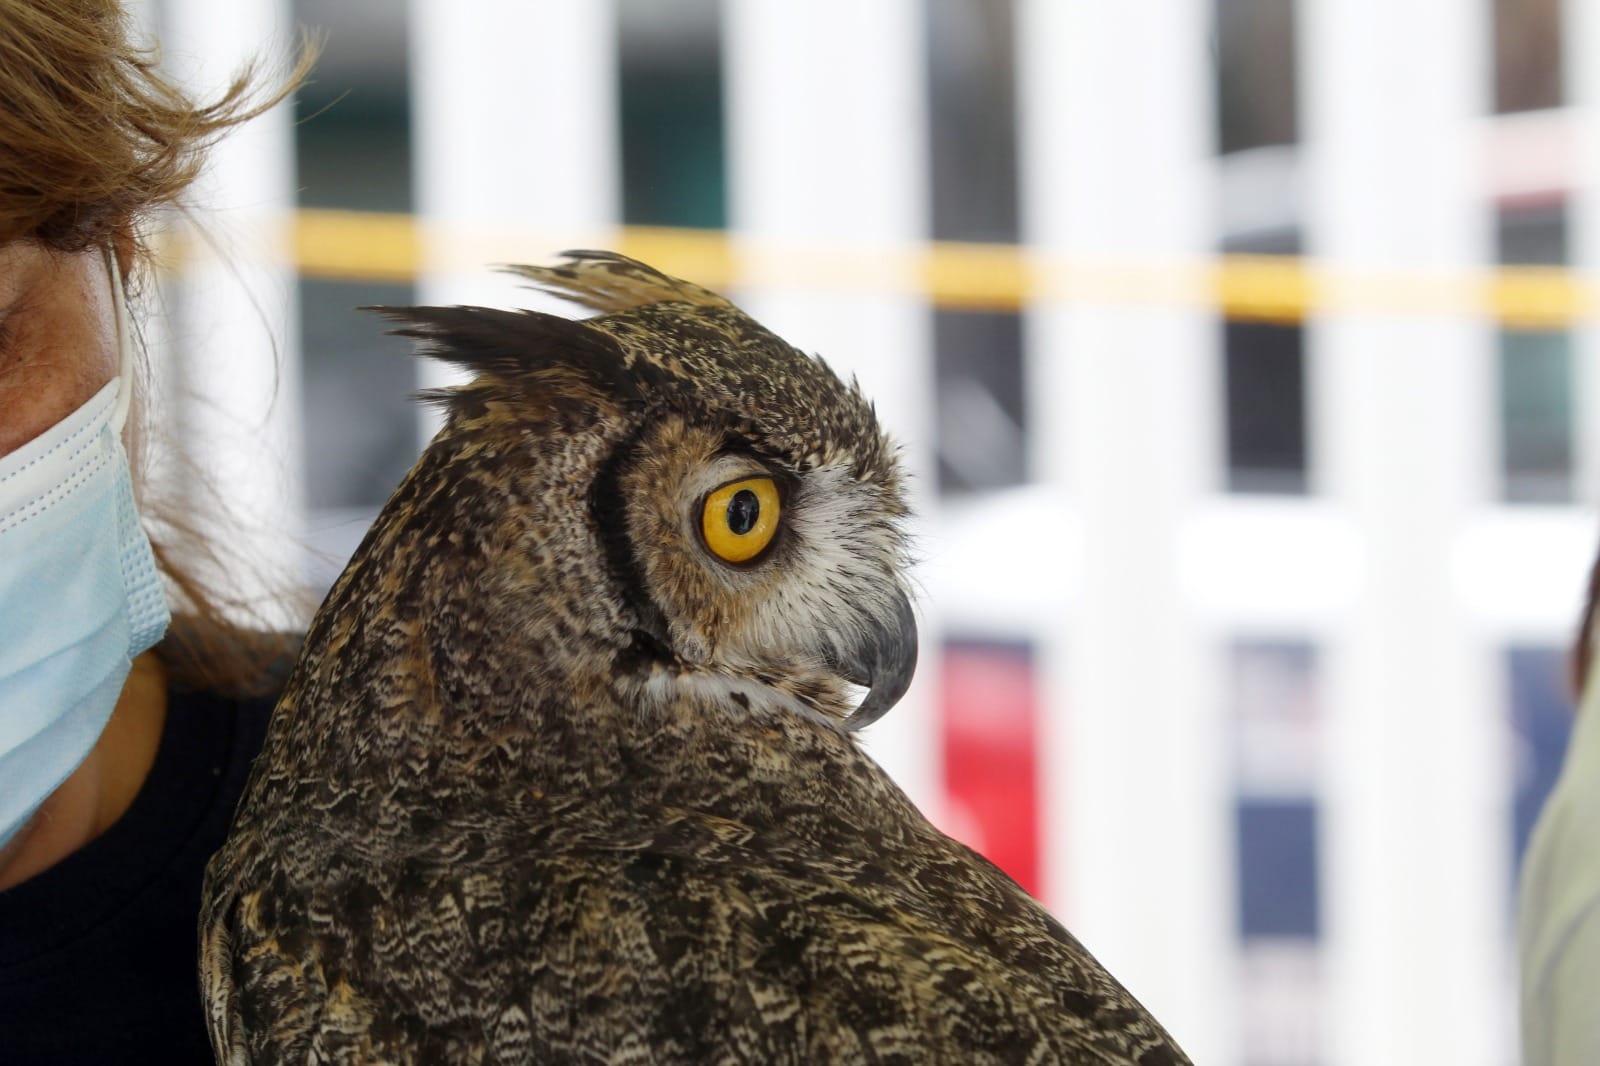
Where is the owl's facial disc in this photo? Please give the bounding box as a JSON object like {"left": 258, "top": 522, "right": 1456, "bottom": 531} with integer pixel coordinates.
{"left": 623, "top": 424, "right": 915, "bottom": 727}
{"left": 837, "top": 588, "right": 918, "bottom": 730}
{"left": 685, "top": 453, "right": 916, "bottom": 728}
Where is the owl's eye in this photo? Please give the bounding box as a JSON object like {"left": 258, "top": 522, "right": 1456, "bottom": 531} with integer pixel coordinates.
{"left": 701, "top": 477, "right": 782, "bottom": 564}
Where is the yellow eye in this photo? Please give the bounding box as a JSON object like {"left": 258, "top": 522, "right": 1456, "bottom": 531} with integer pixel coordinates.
{"left": 701, "top": 477, "right": 782, "bottom": 564}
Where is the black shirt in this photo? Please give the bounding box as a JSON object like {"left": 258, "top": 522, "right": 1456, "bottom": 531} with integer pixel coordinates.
{"left": 0, "top": 685, "right": 273, "bottom": 1065}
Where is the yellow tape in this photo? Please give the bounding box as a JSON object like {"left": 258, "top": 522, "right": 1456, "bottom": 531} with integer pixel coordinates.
{"left": 291, "top": 208, "right": 1600, "bottom": 330}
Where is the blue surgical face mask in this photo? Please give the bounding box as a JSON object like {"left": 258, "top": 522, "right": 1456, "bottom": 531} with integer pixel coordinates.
{"left": 0, "top": 254, "right": 171, "bottom": 852}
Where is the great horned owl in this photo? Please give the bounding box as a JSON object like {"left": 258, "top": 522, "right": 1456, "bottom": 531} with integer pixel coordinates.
{"left": 200, "top": 253, "right": 1189, "bottom": 1065}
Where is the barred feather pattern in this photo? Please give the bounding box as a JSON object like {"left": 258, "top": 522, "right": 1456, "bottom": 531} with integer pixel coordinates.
{"left": 200, "top": 253, "right": 1191, "bottom": 1065}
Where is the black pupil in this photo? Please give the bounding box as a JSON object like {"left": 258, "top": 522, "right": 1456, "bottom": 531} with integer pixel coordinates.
{"left": 726, "top": 489, "right": 761, "bottom": 536}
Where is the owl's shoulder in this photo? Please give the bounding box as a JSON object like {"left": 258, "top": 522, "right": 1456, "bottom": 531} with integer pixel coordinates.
{"left": 206, "top": 802, "right": 1182, "bottom": 1064}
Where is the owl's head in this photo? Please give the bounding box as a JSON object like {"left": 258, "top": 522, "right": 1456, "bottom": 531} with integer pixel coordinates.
{"left": 376, "top": 252, "right": 915, "bottom": 730}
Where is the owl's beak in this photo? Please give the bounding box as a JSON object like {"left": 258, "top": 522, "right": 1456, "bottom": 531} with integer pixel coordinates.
{"left": 842, "top": 590, "right": 918, "bottom": 731}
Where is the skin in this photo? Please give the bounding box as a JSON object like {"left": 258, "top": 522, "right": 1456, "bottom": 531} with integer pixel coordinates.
{"left": 0, "top": 239, "right": 169, "bottom": 892}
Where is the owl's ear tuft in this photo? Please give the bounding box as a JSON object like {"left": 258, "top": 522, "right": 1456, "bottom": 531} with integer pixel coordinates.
{"left": 364, "top": 304, "right": 643, "bottom": 402}
{"left": 499, "top": 251, "right": 733, "bottom": 315}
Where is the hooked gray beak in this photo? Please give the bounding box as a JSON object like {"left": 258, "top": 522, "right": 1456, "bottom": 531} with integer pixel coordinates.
{"left": 840, "top": 590, "right": 919, "bottom": 731}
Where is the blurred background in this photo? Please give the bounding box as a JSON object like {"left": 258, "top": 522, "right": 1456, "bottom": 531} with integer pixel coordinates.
{"left": 130, "top": 1, "right": 1595, "bottom": 1063}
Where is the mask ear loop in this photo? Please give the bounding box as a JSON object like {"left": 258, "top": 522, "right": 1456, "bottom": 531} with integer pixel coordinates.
{"left": 103, "top": 248, "right": 135, "bottom": 436}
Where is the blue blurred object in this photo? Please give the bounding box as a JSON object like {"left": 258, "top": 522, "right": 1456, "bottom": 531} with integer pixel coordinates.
{"left": 1510, "top": 645, "right": 1575, "bottom": 886}
{"left": 1236, "top": 800, "right": 1321, "bottom": 940}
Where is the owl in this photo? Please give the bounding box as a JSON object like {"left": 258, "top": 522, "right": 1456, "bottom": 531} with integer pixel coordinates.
{"left": 200, "top": 252, "right": 1190, "bottom": 1065}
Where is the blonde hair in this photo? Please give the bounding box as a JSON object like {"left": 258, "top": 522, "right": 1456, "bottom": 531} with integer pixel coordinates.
{"left": 1575, "top": 553, "right": 1600, "bottom": 701}
{"left": 1, "top": 0, "right": 314, "bottom": 692}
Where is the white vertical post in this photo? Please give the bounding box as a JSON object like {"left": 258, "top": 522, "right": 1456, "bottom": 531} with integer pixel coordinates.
{"left": 723, "top": 0, "right": 939, "bottom": 813}
{"left": 1301, "top": 2, "right": 1502, "bottom": 1063}
{"left": 409, "top": 0, "right": 620, "bottom": 436}
{"left": 1016, "top": 3, "right": 1227, "bottom": 1059}
{"left": 1568, "top": 0, "right": 1600, "bottom": 507}
{"left": 160, "top": 0, "right": 304, "bottom": 624}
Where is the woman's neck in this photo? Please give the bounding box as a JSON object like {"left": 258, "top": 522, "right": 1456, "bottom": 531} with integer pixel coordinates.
{"left": 0, "top": 650, "right": 168, "bottom": 891}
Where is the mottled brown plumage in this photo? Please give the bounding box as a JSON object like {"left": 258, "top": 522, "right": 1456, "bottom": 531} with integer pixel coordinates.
{"left": 200, "top": 252, "right": 1190, "bottom": 1065}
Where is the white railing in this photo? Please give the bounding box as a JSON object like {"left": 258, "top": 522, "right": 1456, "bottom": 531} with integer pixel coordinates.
{"left": 1014, "top": 2, "right": 1229, "bottom": 1057}
{"left": 1303, "top": 3, "right": 1504, "bottom": 1063}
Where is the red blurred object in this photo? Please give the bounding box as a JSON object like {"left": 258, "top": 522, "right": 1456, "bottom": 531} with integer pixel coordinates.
{"left": 939, "top": 642, "right": 1040, "bottom": 897}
